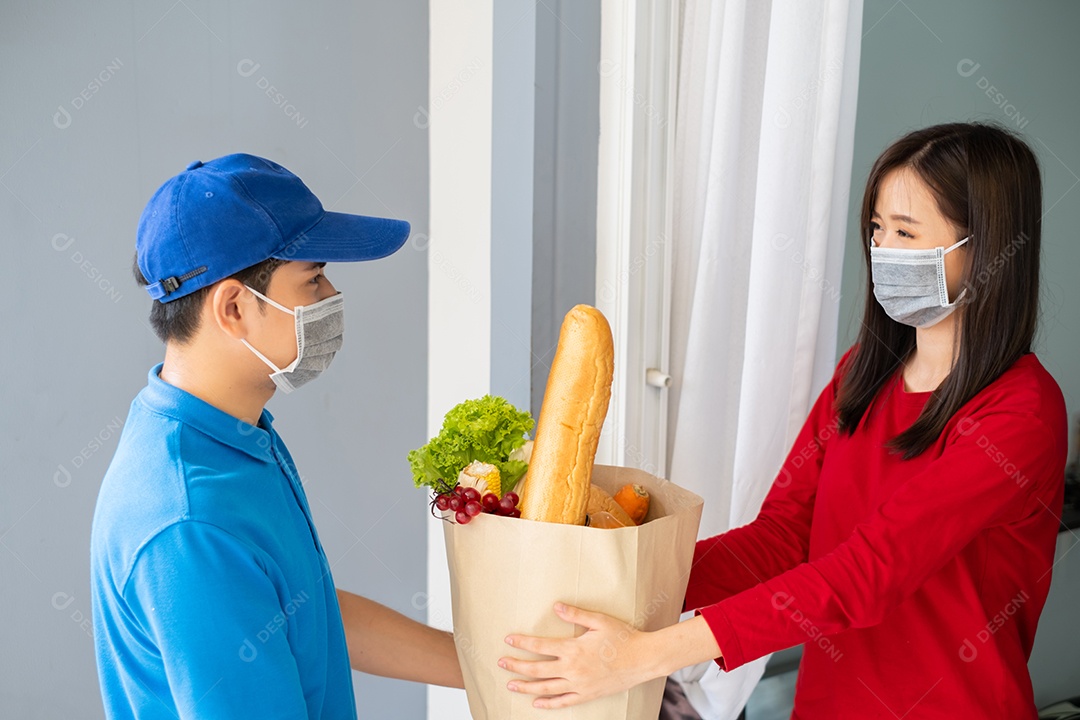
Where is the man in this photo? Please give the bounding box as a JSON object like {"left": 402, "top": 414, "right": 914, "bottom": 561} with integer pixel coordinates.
{"left": 90, "top": 154, "right": 462, "bottom": 718}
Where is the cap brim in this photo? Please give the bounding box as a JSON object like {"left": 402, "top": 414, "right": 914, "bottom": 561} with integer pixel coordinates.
{"left": 273, "top": 211, "right": 411, "bottom": 263}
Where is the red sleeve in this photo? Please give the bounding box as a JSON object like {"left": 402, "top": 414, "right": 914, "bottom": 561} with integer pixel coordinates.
{"left": 698, "top": 409, "right": 1064, "bottom": 671}
{"left": 683, "top": 355, "right": 846, "bottom": 612}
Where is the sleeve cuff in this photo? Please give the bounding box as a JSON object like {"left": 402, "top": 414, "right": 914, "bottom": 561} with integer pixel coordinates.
{"left": 696, "top": 604, "right": 745, "bottom": 671}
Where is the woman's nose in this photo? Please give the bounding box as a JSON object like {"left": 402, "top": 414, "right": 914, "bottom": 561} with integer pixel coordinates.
{"left": 871, "top": 230, "right": 896, "bottom": 250}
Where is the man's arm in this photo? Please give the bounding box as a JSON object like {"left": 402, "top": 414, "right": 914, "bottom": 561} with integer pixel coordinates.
{"left": 336, "top": 588, "right": 464, "bottom": 689}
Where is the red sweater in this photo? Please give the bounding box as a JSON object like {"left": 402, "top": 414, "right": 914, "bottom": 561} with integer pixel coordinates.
{"left": 683, "top": 352, "right": 1067, "bottom": 719}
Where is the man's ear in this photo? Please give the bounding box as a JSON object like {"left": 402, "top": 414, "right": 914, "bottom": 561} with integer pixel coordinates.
{"left": 208, "top": 279, "right": 258, "bottom": 340}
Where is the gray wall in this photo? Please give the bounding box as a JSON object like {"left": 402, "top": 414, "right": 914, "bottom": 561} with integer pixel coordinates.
{"left": 531, "top": 0, "right": 601, "bottom": 419}
{"left": 836, "top": 0, "right": 1080, "bottom": 706}
{"left": 0, "top": 1, "right": 429, "bottom": 717}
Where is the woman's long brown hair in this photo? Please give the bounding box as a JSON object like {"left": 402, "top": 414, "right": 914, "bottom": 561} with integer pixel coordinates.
{"left": 836, "top": 122, "right": 1043, "bottom": 459}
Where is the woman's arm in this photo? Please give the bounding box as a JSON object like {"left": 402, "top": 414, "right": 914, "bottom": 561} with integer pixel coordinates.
{"left": 335, "top": 589, "right": 464, "bottom": 688}
{"left": 695, "top": 408, "right": 1064, "bottom": 672}
{"left": 683, "top": 359, "right": 846, "bottom": 611}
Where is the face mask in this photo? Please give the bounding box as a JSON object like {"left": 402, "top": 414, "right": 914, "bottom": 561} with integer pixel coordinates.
{"left": 240, "top": 286, "right": 344, "bottom": 394}
{"left": 870, "top": 236, "right": 969, "bottom": 328}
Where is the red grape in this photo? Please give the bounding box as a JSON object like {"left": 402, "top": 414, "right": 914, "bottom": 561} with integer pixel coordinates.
{"left": 455, "top": 510, "right": 471, "bottom": 524}
{"left": 434, "top": 494, "right": 451, "bottom": 511}
{"left": 498, "top": 496, "right": 516, "bottom": 515}
{"left": 449, "top": 496, "right": 462, "bottom": 511}
{"left": 462, "top": 487, "right": 481, "bottom": 503}
{"left": 509, "top": 508, "right": 521, "bottom": 518}
{"left": 481, "top": 493, "right": 499, "bottom": 512}
{"left": 464, "top": 500, "right": 482, "bottom": 517}
{"left": 505, "top": 492, "right": 519, "bottom": 506}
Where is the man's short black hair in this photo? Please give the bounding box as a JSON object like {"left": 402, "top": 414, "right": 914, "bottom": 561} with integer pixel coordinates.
{"left": 133, "top": 255, "right": 288, "bottom": 344}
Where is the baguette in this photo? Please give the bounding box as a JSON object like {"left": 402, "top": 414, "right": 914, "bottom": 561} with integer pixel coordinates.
{"left": 519, "top": 305, "right": 614, "bottom": 524}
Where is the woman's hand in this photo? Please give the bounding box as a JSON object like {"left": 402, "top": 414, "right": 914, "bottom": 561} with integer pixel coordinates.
{"left": 497, "top": 603, "right": 667, "bottom": 709}
{"left": 499, "top": 604, "right": 723, "bottom": 709}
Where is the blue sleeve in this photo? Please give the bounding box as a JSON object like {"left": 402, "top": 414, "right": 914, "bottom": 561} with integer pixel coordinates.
{"left": 124, "top": 521, "right": 310, "bottom": 719}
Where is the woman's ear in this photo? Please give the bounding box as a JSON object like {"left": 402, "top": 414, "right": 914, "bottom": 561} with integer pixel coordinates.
{"left": 208, "top": 279, "right": 254, "bottom": 340}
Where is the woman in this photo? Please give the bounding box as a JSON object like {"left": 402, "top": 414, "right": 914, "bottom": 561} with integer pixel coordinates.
{"left": 499, "top": 122, "right": 1068, "bottom": 718}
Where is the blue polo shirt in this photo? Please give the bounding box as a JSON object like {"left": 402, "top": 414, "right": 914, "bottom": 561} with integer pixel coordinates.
{"left": 90, "top": 363, "right": 356, "bottom": 719}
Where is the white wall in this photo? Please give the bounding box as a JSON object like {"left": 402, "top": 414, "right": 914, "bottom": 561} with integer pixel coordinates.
{"left": 0, "top": 1, "right": 430, "bottom": 716}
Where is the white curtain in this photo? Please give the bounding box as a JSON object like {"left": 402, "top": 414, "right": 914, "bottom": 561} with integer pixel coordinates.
{"left": 665, "top": 0, "right": 863, "bottom": 717}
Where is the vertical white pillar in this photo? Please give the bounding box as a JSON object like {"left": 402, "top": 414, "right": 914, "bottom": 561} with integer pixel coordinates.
{"left": 595, "top": 0, "right": 678, "bottom": 476}
{"left": 594, "top": 0, "right": 637, "bottom": 469}
{"left": 427, "top": 1, "right": 534, "bottom": 717}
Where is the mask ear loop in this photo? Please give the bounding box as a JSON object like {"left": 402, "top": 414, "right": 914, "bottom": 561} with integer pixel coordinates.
{"left": 937, "top": 236, "right": 971, "bottom": 306}
{"left": 241, "top": 338, "right": 285, "bottom": 374}
{"left": 240, "top": 285, "right": 300, "bottom": 373}
{"left": 945, "top": 235, "right": 971, "bottom": 253}
{"left": 244, "top": 285, "right": 296, "bottom": 315}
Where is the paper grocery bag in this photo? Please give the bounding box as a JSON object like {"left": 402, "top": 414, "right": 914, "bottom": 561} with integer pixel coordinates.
{"left": 444, "top": 465, "right": 704, "bottom": 719}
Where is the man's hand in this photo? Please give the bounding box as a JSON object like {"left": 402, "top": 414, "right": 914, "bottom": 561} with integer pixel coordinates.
{"left": 498, "top": 603, "right": 721, "bottom": 709}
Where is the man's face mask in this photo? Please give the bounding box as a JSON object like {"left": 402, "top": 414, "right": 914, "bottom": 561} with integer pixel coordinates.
{"left": 240, "top": 285, "right": 344, "bottom": 394}
{"left": 870, "top": 236, "right": 969, "bottom": 328}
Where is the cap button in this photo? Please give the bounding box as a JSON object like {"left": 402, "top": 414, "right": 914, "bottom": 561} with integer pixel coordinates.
{"left": 186, "top": 160, "right": 204, "bottom": 171}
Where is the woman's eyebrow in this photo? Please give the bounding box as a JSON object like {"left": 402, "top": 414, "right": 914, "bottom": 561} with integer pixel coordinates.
{"left": 871, "top": 210, "right": 920, "bottom": 225}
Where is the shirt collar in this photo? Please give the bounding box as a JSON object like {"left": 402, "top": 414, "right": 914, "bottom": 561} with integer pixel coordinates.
{"left": 139, "top": 362, "right": 278, "bottom": 462}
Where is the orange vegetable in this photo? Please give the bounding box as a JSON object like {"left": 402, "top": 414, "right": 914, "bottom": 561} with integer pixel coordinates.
{"left": 613, "top": 483, "right": 650, "bottom": 525}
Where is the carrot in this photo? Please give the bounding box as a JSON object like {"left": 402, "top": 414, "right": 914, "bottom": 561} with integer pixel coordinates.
{"left": 613, "top": 483, "right": 650, "bottom": 525}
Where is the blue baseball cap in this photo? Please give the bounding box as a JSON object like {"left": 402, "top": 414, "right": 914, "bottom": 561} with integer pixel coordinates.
{"left": 136, "top": 153, "right": 411, "bottom": 302}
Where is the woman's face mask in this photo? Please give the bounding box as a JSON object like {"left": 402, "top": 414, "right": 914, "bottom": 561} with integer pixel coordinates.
{"left": 870, "top": 236, "right": 969, "bottom": 328}
{"left": 240, "top": 285, "right": 345, "bottom": 393}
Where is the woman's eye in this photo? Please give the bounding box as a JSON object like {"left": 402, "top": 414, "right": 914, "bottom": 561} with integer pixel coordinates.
{"left": 896, "top": 229, "right": 912, "bottom": 238}
{"left": 310, "top": 274, "right": 322, "bottom": 285}
{"left": 869, "top": 222, "right": 880, "bottom": 233}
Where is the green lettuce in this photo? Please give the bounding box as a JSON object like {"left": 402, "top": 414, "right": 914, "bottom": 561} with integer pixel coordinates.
{"left": 408, "top": 395, "right": 533, "bottom": 496}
